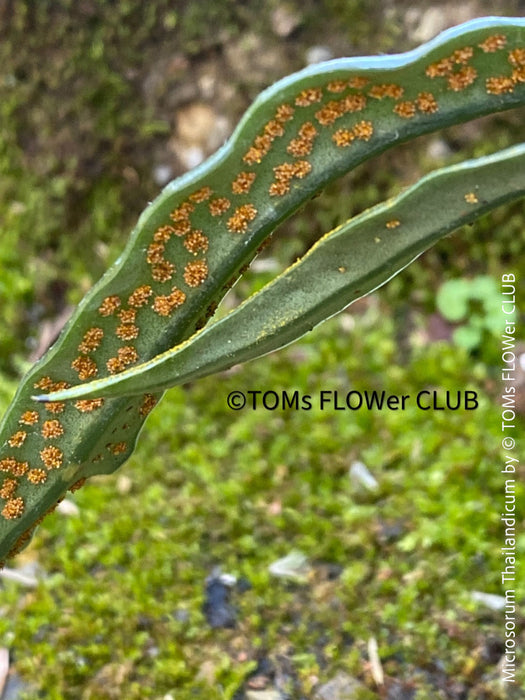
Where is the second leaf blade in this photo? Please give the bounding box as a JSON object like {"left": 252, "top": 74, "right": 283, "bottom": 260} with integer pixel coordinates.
{"left": 40, "top": 143, "right": 525, "bottom": 401}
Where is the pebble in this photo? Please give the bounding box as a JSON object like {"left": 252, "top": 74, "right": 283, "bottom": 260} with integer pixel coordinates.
{"left": 225, "top": 33, "right": 288, "bottom": 87}
{"left": 56, "top": 498, "right": 80, "bottom": 516}
{"left": 177, "top": 103, "right": 213, "bottom": 143}
{"left": 1, "top": 670, "right": 34, "bottom": 700}
{"left": 116, "top": 474, "right": 133, "bottom": 495}
{"left": 246, "top": 690, "right": 284, "bottom": 700}
{"left": 202, "top": 570, "right": 237, "bottom": 628}
{"left": 271, "top": 5, "right": 302, "bottom": 37}
{"left": 314, "top": 672, "right": 368, "bottom": 700}
{"left": 268, "top": 550, "right": 309, "bottom": 582}
{"left": 152, "top": 164, "right": 174, "bottom": 186}
{"left": 407, "top": 4, "right": 479, "bottom": 43}
{"left": 170, "top": 102, "right": 230, "bottom": 169}
{"left": 305, "top": 46, "right": 334, "bottom": 65}
{"left": 0, "top": 563, "right": 40, "bottom": 588}
{"left": 425, "top": 137, "right": 452, "bottom": 162}
{"left": 349, "top": 460, "right": 379, "bottom": 491}
{"left": 470, "top": 591, "right": 506, "bottom": 611}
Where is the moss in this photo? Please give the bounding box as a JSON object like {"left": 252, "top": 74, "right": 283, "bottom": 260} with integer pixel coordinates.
{"left": 0, "top": 2, "right": 523, "bottom": 697}
{"left": 1, "top": 309, "right": 523, "bottom": 696}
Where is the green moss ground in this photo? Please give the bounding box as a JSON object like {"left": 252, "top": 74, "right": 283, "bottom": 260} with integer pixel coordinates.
{"left": 1, "top": 313, "right": 523, "bottom": 698}
{"left": 0, "top": 2, "right": 523, "bottom": 698}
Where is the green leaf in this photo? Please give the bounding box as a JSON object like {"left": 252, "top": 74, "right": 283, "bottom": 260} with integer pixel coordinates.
{"left": 436, "top": 279, "right": 470, "bottom": 322}
{"left": 1, "top": 16, "right": 525, "bottom": 562}
{"left": 468, "top": 274, "right": 498, "bottom": 300}
{"left": 41, "top": 144, "right": 525, "bottom": 399}
{"left": 452, "top": 325, "right": 482, "bottom": 350}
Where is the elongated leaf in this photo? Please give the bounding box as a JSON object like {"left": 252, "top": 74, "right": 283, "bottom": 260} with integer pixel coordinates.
{"left": 1, "top": 17, "right": 524, "bottom": 562}
{"left": 40, "top": 144, "right": 525, "bottom": 399}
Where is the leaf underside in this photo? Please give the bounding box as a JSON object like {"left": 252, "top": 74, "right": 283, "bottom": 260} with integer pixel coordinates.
{"left": 1, "top": 17, "right": 524, "bottom": 562}
{"left": 40, "top": 144, "right": 525, "bottom": 399}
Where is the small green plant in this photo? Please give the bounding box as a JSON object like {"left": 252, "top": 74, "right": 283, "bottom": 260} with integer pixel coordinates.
{"left": 1, "top": 17, "right": 524, "bottom": 563}
{"left": 436, "top": 274, "right": 514, "bottom": 351}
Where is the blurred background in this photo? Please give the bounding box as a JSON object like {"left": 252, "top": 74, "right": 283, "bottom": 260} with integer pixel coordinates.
{"left": 0, "top": 2, "right": 523, "bottom": 698}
